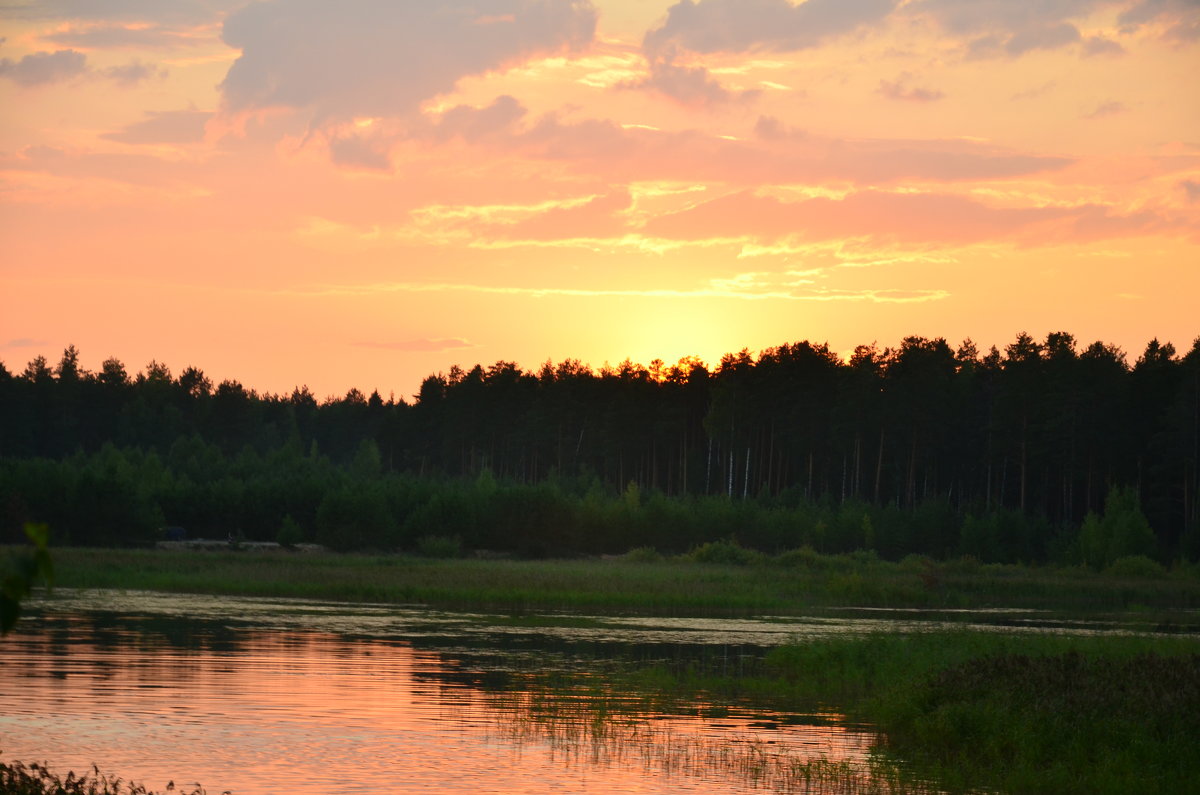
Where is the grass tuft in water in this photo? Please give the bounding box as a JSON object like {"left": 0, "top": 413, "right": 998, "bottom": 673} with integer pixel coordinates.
{"left": 486, "top": 692, "right": 933, "bottom": 794}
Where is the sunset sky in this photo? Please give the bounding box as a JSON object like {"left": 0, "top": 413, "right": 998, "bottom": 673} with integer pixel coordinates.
{"left": 2, "top": 0, "right": 1197, "bottom": 400}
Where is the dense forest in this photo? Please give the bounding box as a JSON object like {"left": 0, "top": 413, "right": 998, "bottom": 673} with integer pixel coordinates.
{"left": 1, "top": 332, "right": 1197, "bottom": 564}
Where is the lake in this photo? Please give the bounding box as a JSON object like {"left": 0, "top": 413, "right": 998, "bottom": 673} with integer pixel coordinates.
{"left": 1, "top": 590, "right": 1186, "bottom": 793}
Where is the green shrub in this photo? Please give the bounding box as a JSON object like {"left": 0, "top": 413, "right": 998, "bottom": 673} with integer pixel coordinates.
{"left": 1105, "top": 555, "right": 1166, "bottom": 578}
{"left": 1080, "top": 487, "right": 1156, "bottom": 569}
{"left": 276, "top": 515, "right": 303, "bottom": 548}
{"left": 773, "top": 545, "right": 821, "bottom": 568}
{"left": 898, "top": 553, "right": 932, "bottom": 572}
{"left": 941, "top": 555, "right": 982, "bottom": 574}
{"left": 416, "top": 534, "right": 463, "bottom": 558}
{"left": 622, "top": 545, "right": 663, "bottom": 563}
{"left": 688, "top": 538, "right": 762, "bottom": 565}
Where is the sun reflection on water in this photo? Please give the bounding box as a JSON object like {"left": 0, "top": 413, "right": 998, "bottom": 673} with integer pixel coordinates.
{"left": 1, "top": 597, "right": 903, "bottom": 794}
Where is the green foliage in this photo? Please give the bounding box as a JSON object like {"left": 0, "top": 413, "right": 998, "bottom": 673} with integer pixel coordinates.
{"left": 351, "top": 438, "right": 382, "bottom": 479}
{"left": 687, "top": 538, "right": 762, "bottom": 565}
{"left": 772, "top": 545, "right": 822, "bottom": 568}
{"left": 1080, "top": 486, "right": 1157, "bottom": 569}
{"left": 2, "top": 523, "right": 53, "bottom": 635}
{"left": 633, "top": 632, "right": 1200, "bottom": 794}
{"left": 888, "top": 649, "right": 1200, "bottom": 793}
{"left": 415, "top": 534, "right": 462, "bottom": 558}
{"left": 2, "top": 335, "right": 1198, "bottom": 562}
{"left": 315, "top": 485, "right": 394, "bottom": 551}
{"left": 959, "top": 508, "right": 1042, "bottom": 563}
{"left": 1105, "top": 554, "right": 1166, "bottom": 578}
{"left": 276, "top": 515, "right": 303, "bottom": 548}
{"left": 621, "top": 546, "right": 663, "bottom": 563}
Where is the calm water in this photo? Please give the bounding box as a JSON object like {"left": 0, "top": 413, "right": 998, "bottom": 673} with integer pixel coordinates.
{"left": 2, "top": 590, "right": 1187, "bottom": 793}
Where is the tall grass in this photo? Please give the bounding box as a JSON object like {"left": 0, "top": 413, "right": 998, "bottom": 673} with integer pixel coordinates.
{"left": 0, "top": 759, "right": 218, "bottom": 795}
{"left": 609, "top": 632, "right": 1200, "bottom": 795}
{"left": 45, "top": 546, "right": 1200, "bottom": 616}
{"left": 486, "top": 694, "right": 932, "bottom": 795}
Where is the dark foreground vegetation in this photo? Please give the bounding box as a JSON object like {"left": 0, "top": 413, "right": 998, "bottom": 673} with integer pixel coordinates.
{"left": 0, "top": 758, "right": 214, "bottom": 795}
{"left": 2, "top": 331, "right": 1198, "bottom": 564}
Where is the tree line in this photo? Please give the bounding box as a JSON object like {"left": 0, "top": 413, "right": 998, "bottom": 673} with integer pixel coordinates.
{"left": 1, "top": 332, "right": 1197, "bottom": 562}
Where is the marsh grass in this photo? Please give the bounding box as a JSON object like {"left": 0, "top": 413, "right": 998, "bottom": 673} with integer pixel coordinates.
{"left": 45, "top": 547, "right": 1200, "bottom": 616}
{"left": 602, "top": 632, "right": 1200, "bottom": 795}
{"left": 884, "top": 649, "right": 1200, "bottom": 794}
{"left": 419, "top": 629, "right": 1200, "bottom": 793}
{"left": 484, "top": 691, "right": 934, "bottom": 794}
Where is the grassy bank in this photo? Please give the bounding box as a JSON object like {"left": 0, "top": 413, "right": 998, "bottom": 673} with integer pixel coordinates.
{"left": 46, "top": 545, "right": 1200, "bottom": 615}
{"left": 510, "top": 632, "right": 1200, "bottom": 794}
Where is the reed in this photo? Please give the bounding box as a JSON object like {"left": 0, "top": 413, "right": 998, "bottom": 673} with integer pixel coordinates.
{"left": 0, "top": 759, "right": 218, "bottom": 795}
{"left": 485, "top": 690, "right": 935, "bottom": 794}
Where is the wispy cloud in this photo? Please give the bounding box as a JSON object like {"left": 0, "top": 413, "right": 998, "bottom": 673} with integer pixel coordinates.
{"left": 101, "top": 109, "right": 212, "bottom": 144}
{"left": 355, "top": 338, "right": 477, "bottom": 352}
{"left": 1082, "top": 36, "right": 1125, "bottom": 57}
{"left": 1084, "top": 100, "right": 1127, "bottom": 119}
{"left": 0, "top": 49, "right": 87, "bottom": 86}
{"left": 878, "top": 76, "right": 944, "bottom": 102}
{"left": 0, "top": 49, "right": 166, "bottom": 88}
{"left": 287, "top": 280, "right": 950, "bottom": 304}
{"left": 43, "top": 23, "right": 218, "bottom": 50}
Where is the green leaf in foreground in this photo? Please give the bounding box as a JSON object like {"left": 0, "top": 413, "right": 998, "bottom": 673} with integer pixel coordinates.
{"left": 1, "top": 523, "right": 54, "bottom": 636}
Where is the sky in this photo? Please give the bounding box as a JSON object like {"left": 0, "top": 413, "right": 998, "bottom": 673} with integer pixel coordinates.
{"left": 1, "top": 0, "right": 1197, "bottom": 400}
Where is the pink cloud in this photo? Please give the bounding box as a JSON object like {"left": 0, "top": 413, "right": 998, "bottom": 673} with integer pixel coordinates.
{"left": 642, "top": 189, "right": 1190, "bottom": 246}
{"left": 218, "top": 0, "right": 597, "bottom": 125}
{"left": 0, "top": 49, "right": 87, "bottom": 86}
{"left": 878, "top": 77, "right": 945, "bottom": 102}
{"left": 101, "top": 109, "right": 211, "bottom": 144}
{"left": 495, "top": 190, "right": 632, "bottom": 240}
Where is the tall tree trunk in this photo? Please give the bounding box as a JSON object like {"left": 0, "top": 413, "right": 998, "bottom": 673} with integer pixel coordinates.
{"left": 853, "top": 431, "right": 862, "bottom": 498}
{"left": 705, "top": 437, "right": 713, "bottom": 494}
{"left": 727, "top": 446, "right": 734, "bottom": 498}
{"left": 807, "top": 450, "right": 814, "bottom": 498}
{"left": 874, "top": 429, "right": 885, "bottom": 504}
{"left": 1020, "top": 415, "right": 1028, "bottom": 512}
{"left": 841, "top": 453, "right": 847, "bottom": 503}
{"left": 743, "top": 446, "right": 750, "bottom": 499}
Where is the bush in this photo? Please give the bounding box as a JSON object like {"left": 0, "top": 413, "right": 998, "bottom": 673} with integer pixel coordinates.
{"left": 276, "top": 514, "right": 303, "bottom": 548}
{"left": 1105, "top": 555, "right": 1166, "bottom": 578}
{"left": 1080, "top": 487, "right": 1157, "bottom": 569}
{"left": 622, "top": 545, "right": 663, "bottom": 563}
{"left": 416, "top": 534, "right": 462, "bottom": 558}
{"left": 941, "top": 555, "right": 982, "bottom": 574}
{"left": 773, "top": 545, "right": 821, "bottom": 568}
{"left": 688, "top": 538, "right": 762, "bottom": 565}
